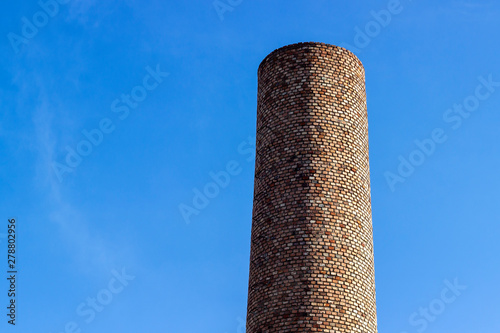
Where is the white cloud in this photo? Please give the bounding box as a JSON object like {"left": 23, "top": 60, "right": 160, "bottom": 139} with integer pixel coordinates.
{"left": 26, "top": 73, "right": 135, "bottom": 276}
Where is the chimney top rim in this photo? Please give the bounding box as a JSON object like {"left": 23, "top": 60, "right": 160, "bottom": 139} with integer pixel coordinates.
{"left": 258, "top": 42, "right": 364, "bottom": 74}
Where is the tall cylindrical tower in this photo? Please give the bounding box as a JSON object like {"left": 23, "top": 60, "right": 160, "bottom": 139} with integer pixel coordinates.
{"left": 246, "top": 42, "right": 377, "bottom": 332}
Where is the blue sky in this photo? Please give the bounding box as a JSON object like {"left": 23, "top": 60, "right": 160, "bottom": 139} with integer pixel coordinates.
{"left": 1, "top": 0, "right": 499, "bottom": 332}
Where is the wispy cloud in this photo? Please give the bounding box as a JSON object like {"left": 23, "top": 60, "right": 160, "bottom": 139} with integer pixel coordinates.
{"left": 66, "top": 0, "right": 99, "bottom": 24}
{"left": 65, "top": 0, "right": 125, "bottom": 28}
{"left": 439, "top": 1, "right": 498, "bottom": 21}
{"left": 24, "top": 71, "right": 136, "bottom": 276}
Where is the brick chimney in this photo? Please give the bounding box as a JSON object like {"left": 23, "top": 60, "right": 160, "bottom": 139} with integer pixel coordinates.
{"left": 246, "top": 42, "right": 377, "bottom": 332}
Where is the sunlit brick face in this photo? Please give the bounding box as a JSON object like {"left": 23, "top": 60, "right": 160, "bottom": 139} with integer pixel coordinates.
{"left": 246, "top": 42, "right": 377, "bottom": 333}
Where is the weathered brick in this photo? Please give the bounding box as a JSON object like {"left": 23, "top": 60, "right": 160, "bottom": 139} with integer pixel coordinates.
{"left": 246, "top": 42, "right": 378, "bottom": 333}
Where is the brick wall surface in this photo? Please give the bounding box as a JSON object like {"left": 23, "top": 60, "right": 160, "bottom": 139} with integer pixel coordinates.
{"left": 246, "top": 42, "right": 377, "bottom": 333}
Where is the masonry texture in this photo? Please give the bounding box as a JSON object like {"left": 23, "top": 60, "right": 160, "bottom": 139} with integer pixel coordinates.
{"left": 246, "top": 42, "right": 377, "bottom": 332}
